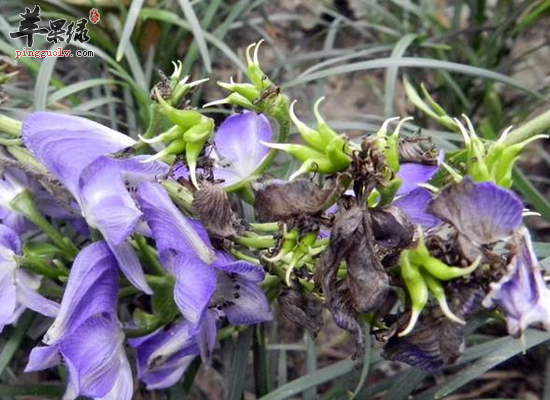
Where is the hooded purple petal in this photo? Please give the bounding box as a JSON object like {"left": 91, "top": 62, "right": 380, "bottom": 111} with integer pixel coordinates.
{"left": 173, "top": 253, "right": 216, "bottom": 325}
{"left": 397, "top": 151, "right": 444, "bottom": 196}
{"left": 43, "top": 241, "right": 118, "bottom": 345}
{"left": 483, "top": 228, "right": 550, "bottom": 336}
{"left": 137, "top": 182, "right": 215, "bottom": 266}
{"left": 16, "top": 274, "right": 59, "bottom": 318}
{"left": 25, "top": 345, "right": 61, "bottom": 372}
{"left": 393, "top": 188, "right": 441, "bottom": 229}
{"left": 129, "top": 321, "right": 199, "bottom": 390}
{"left": 211, "top": 252, "right": 272, "bottom": 325}
{"left": 109, "top": 241, "right": 152, "bottom": 295}
{"left": 23, "top": 112, "right": 135, "bottom": 196}
{"left": 59, "top": 316, "right": 132, "bottom": 400}
{"left": 428, "top": 178, "right": 523, "bottom": 244}
{"left": 213, "top": 112, "right": 272, "bottom": 185}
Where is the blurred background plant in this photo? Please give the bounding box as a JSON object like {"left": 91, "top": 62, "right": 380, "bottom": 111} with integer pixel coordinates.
{"left": 1, "top": 0, "right": 550, "bottom": 399}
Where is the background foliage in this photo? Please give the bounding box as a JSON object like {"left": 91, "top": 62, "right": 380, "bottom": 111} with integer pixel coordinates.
{"left": 1, "top": 0, "right": 550, "bottom": 399}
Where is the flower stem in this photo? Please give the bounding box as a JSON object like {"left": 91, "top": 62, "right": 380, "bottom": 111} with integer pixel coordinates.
{"left": 250, "top": 222, "right": 280, "bottom": 232}
{"left": 17, "top": 255, "right": 66, "bottom": 280}
{"left": 134, "top": 235, "right": 166, "bottom": 276}
{"left": 162, "top": 179, "right": 194, "bottom": 211}
{"left": 11, "top": 192, "right": 78, "bottom": 260}
{"left": 503, "top": 108, "right": 550, "bottom": 146}
{"left": 0, "top": 113, "right": 23, "bottom": 137}
{"left": 235, "top": 235, "right": 276, "bottom": 249}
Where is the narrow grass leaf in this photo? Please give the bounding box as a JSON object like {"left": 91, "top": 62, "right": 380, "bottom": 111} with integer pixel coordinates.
{"left": 33, "top": 42, "right": 66, "bottom": 111}
{"left": 226, "top": 328, "right": 253, "bottom": 400}
{"left": 284, "top": 57, "right": 543, "bottom": 99}
{"left": 177, "top": 0, "right": 212, "bottom": 73}
{"left": 0, "top": 384, "right": 64, "bottom": 397}
{"left": 513, "top": 168, "right": 550, "bottom": 223}
{"left": 435, "top": 330, "right": 550, "bottom": 399}
{"left": 48, "top": 78, "right": 117, "bottom": 104}
{"left": 384, "top": 34, "right": 417, "bottom": 117}
{"left": 0, "top": 312, "right": 34, "bottom": 376}
{"left": 381, "top": 368, "right": 427, "bottom": 400}
{"left": 258, "top": 359, "right": 358, "bottom": 400}
{"left": 350, "top": 323, "right": 372, "bottom": 399}
{"left": 116, "top": 0, "right": 146, "bottom": 62}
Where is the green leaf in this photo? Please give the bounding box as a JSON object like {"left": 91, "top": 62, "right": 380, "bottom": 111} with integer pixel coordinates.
{"left": 116, "top": 0, "right": 146, "bottom": 62}
{"left": 384, "top": 34, "right": 417, "bottom": 117}
{"left": 226, "top": 328, "right": 253, "bottom": 400}
{"left": 283, "top": 57, "right": 543, "bottom": 100}
{"left": 513, "top": 168, "right": 550, "bottom": 223}
{"left": 0, "top": 384, "right": 64, "bottom": 397}
{"left": 34, "top": 42, "right": 66, "bottom": 111}
{"left": 381, "top": 368, "right": 427, "bottom": 400}
{"left": 140, "top": 9, "right": 246, "bottom": 71}
{"left": 435, "top": 330, "right": 550, "bottom": 399}
{"left": 48, "top": 78, "right": 118, "bottom": 105}
{"left": 350, "top": 323, "right": 372, "bottom": 399}
{"left": 177, "top": 0, "right": 212, "bottom": 73}
{"left": 258, "top": 359, "right": 358, "bottom": 400}
{"left": 0, "top": 312, "right": 34, "bottom": 376}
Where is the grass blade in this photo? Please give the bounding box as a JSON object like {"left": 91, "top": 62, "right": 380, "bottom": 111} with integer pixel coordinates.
{"left": 384, "top": 34, "right": 417, "bottom": 117}
{"left": 258, "top": 359, "right": 358, "bottom": 400}
{"left": 0, "top": 312, "right": 34, "bottom": 376}
{"left": 435, "top": 330, "right": 550, "bottom": 399}
{"left": 284, "top": 57, "right": 543, "bottom": 99}
{"left": 350, "top": 323, "right": 372, "bottom": 399}
{"left": 48, "top": 78, "right": 117, "bottom": 104}
{"left": 177, "top": 0, "right": 212, "bottom": 73}
{"left": 116, "top": 0, "right": 146, "bottom": 62}
{"left": 226, "top": 328, "right": 253, "bottom": 400}
{"left": 513, "top": 168, "right": 550, "bottom": 223}
{"left": 33, "top": 43, "right": 66, "bottom": 111}
{"left": 0, "top": 384, "right": 64, "bottom": 397}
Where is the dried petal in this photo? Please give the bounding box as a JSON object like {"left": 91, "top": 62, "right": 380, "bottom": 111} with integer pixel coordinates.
{"left": 278, "top": 287, "right": 323, "bottom": 338}
{"left": 192, "top": 182, "right": 237, "bottom": 238}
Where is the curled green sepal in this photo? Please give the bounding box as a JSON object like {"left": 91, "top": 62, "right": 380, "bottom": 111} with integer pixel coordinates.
{"left": 455, "top": 115, "right": 490, "bottom": 182}
{"left": 399, "top": 251, "right": 428, "bottom": 336}
{"left": 138, "top": 125, "right": 184, "bottom": 145}
{"left": 289, "top": 100, "right": 326, "bottom": 152}
{"left": 422, "top": 272, "right": 465, "bottom": 325}
{"left": 154, "top": 87, "right": 203, "bottom": 129}
{"left": 245, "top": 40, "right": 273, "bottom": 90}
{"left": 409, "top": 230, "right": 481, "bottom": 281}
{"left": 141, "top": 139, "right": 186, "bottom": 164}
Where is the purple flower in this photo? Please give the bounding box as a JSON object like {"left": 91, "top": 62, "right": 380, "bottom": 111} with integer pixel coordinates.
{"left": 0, "top": 224, "right": 59, "bottom": 333}
{"left": 23, "top": 112, "right": 170, "bottom": 293}
{"left": 0, "top": 168, "right": 36, "bottom": 234}
{"left": 137, "top": 182, "right": 272, "bottom": 349}
{"left": 129, "top": 320, "right": 200, "bottom": 389}
{"left": 26, "top": 241, "right": 133, "bottom": 400}
{"left": 428, "top": 178, "right": 523, "bottom": 245}
{"left": 210, "top": 111, "right": 272, "bottom": 186}
{"left": 483, "top": 228, "right": 550, "bottom": 336}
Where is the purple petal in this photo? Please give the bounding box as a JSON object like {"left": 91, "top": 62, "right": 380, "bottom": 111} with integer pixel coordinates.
{"left": 78, "top": 158, "right": 145, "bottom": 245}
{"left": 16, "top": 275, "right": 60, "bottom": 317}
{"left": 25, "top": 345, "right": 60, "bottom": 372}
{"left": 214, "top": 112, "right": 272, "bottom": 180}
{"left": 129, "top": 321, "right": 199, "bottom": 390}
{"left": 59, "top": 316, "right": 131, "bottom": 400}
{"left": 43, "top": 242, "right": 118, "bottom": 345}
{"left": 197, "top": 310, "right": 218, "bottom": 363}
{"left": 397, "top": 163, "right": 438, "bottom": 195}
{"left": 23, "top": 112, "right": 135, "bottom": 196}
{"left": 393, "top": 188, "right": 441, "bottom": 229}
{"left": 109, "top": 241, "right": 151, "bottom": 295}
{"left": 173, "top": 254, "right": 216, "bottom": 325}
{"left": 428, "top": 178, "right": 523, "bottom": 244}
{"left": 137, "top": 182, "right": 215, "bottom": 265}
{"left": 213, "top": 252, "right": 265, "bottom": 283}
{"left": 483, "top": 228, "right": 550, "bottom": 336}
{"left": 213, "top": 271, "right": 272, "bottom": 325}
{"left": 0, "top": 224, "right": 22, "bottom": 255}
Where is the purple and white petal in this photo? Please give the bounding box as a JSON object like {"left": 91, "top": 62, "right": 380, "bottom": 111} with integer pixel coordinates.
{"left": 212, "top": 271, "right": 272, "bottom": 325}
{"left": 16, "top": 275, "right": 60, "bottom": 318}
{"left": 173, "top": 254, "right": 216, "bottom": 325}
{"left": 137, "top": 182, "right": 215, "bottom": 265}
{"left": 428, "top": 178, "right": 523, "bottom": 244}
{"left": 393, "top": 188, "right": 441, "bottom": 229}
{"left": 213, "top": 252, "right": 265, "bottom": 283}
{"left": 483, "top": 228, "right": 550, "bottom": 336}
{"left": 23, "top": 112, "right": 135, "bottom": 196}
{"left": 397, "top": 163, "right": 438, "bottom": 195}
{"left": 25, "top": 345, "right": 61, "bottom": 372}
{"left": 0, "top": 168, "right": 29, "bottom": 210}
{"left": 214, "top": 112, "right": 272, "bottom": 181}
{"left": 43, "top": 242, "right": 118, "bottom": 345}
{"left": 59, "top": 316, "right": 131, "bottom": 400}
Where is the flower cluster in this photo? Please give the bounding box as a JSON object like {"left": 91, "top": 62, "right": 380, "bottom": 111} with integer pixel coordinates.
{"left": 0, "top": 43, "right": 549, "bottom": 396}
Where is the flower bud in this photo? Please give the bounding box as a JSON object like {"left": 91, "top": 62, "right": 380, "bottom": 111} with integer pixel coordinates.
{"left": 154, "top": 88, "right": 203, "bottom": 129}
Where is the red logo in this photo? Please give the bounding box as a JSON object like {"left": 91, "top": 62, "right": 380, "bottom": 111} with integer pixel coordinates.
{"left": 90, "top": 8, "right": 100, "bottom": 24}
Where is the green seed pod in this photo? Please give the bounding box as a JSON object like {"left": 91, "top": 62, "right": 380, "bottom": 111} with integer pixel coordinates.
{"left": 313, "top": 97, "right": 340, "bottom": 144}
{"left": 289, "top": 101, "right": 326, "bottom": 152}
{"left": 399, "top": 251, "right": 428, "bottom": 336}
{"left": 422, "top": 272, "right": 465, "bottom": 325}
{"left": 154, "top": 88, "right": 203, "bottom": 129}
{"left": 183, "top": 118, "right": 214, "bottom": 143}
{"left": 325, "top": 135, "right": 351, "bottom": 170}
